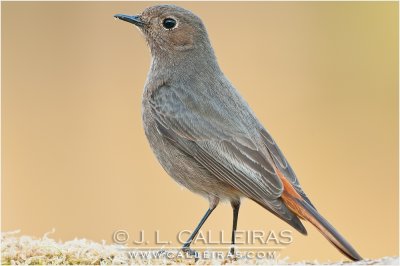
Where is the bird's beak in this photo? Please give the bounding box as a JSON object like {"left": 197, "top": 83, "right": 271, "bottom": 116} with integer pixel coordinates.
{"left": 114, "top": 14, "right": 145, "bottom": 27}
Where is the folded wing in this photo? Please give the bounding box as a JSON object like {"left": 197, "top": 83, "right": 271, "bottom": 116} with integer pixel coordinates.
{"left": 150, "top": 84, "right": 307, "bottom": 234}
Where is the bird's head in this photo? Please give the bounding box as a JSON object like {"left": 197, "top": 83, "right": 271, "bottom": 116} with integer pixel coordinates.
{"left": 115, "top": 5, "right": 211, "bottom": 56}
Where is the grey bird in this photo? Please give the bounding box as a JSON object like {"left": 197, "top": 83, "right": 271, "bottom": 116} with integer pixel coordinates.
{"left": 114, "top": 5, "right": 362, "bottom": 261}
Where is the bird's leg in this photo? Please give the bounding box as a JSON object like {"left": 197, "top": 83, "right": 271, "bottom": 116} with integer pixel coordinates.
{"left": 229, "top": 200, "right": 240, "bottom": 256}
{"left": 181, "top": 208, "right": 214, "bottom": 255}
{"left": 182, "top": 197, "right": 219, "bottom": 257}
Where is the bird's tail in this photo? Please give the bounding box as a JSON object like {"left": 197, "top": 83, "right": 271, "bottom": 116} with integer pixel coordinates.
{"left": 281, "top": 190, "right": 363, "bottom": 261}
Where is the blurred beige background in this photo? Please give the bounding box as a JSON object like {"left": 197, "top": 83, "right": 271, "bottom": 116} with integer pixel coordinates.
{"left": 2, "top": 1, "right": 398, "bottom": 262}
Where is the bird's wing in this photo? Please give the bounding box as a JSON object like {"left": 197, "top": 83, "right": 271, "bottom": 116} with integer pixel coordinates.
{"left": 149, "top": 85, "right": 307, "bottom": 233}
{"left": 259, "top": 128, "right": 316, "bottom": 209}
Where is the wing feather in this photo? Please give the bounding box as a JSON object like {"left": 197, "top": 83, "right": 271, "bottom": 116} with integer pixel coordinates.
{"left": 150, "top": 84, "right": 308, "bottom": 233}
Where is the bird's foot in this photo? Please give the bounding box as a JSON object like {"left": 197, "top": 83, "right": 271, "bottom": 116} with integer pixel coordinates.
{"left": 228, "top": 247, "right": 238, "bottom": 261}
{"left": 182, "top": 246, "right": 199, "bottom": 261}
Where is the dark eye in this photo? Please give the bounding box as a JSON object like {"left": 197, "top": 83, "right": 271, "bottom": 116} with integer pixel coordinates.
{"left": 162, "top": 18, "right": 177, "bottom": 29}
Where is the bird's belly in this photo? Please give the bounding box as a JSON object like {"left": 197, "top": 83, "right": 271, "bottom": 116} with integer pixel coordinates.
{"left": 141, "top": 104, "right": 240, "bottom": 201}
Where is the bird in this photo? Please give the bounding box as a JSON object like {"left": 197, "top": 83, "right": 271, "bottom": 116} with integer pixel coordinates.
{"left": 114, "top": 4, "right": 362, "bottom": 261}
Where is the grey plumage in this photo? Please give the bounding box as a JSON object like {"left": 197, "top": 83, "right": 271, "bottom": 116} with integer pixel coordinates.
{"left": 115, "top": 4, "right": 362, "bottom": 261}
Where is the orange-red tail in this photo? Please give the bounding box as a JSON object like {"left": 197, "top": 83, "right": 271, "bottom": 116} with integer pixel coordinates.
{"left": 279, "top": 175, "right": 363, "bottom": 261}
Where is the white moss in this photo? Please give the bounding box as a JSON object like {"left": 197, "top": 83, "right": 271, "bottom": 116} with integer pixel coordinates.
{"left": 1, "top": 230, "right": 398, "bottom": 265}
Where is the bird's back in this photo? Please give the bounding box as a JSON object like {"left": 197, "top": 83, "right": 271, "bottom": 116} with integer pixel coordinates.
{"left": 141, "top": 60, "right": 313, "bottom": 234}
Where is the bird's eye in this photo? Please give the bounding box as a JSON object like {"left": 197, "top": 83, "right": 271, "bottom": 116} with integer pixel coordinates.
{"left": 162, "top": 18, "right": 177, "bottom": 29}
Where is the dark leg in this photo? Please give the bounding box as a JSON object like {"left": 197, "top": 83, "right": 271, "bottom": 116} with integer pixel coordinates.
{"left": 229, "top": 200, "right": 240, "bottom": 255}
{"left": 182, "top": 198, "right": 219, "bottom": 255}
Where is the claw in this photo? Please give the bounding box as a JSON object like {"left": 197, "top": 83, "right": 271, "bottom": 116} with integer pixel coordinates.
{"left": 228, "top": 247, "right": 238, "bottom": 261}
{"left": 182, "top": 247, "right": 200, "bottom": 261}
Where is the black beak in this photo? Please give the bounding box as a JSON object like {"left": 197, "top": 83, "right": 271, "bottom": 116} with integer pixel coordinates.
{"left": 114, "top": 14, "right": 145, "bottom": 27}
